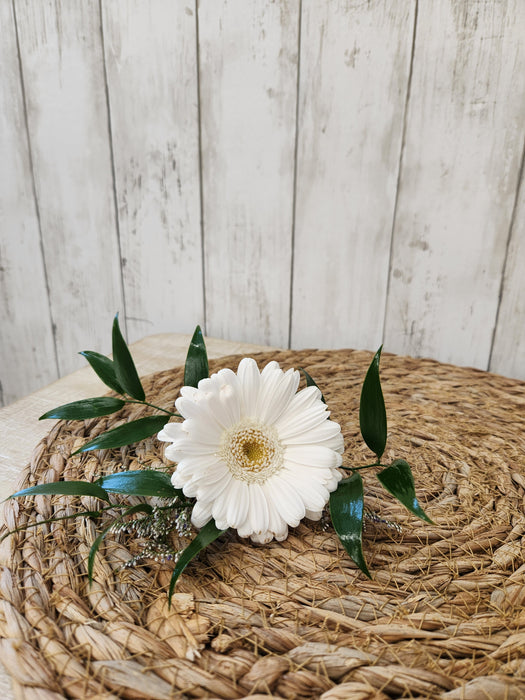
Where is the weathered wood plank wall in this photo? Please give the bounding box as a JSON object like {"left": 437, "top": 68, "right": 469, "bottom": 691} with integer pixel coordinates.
{"left": 102, "top": 0, "right": 204, "bottom": 343}
{"left": 199, "top": 0, "right": 298, "bottom": 347}
{"left": 292, "top": 0, "right": 415, "bottom": 350}
{"left": 383, "top": 0, "right": 525, "bottom": 368}
{"left": 13, "top": 0, "right": 124, "bottom": 379}
{"left": 1, "top": 0, "right": 524, "bottom": 407}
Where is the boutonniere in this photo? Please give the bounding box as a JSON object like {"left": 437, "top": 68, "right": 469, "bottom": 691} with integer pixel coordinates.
{"left": 3, "top": 315, "right": 431, "bottom": 603}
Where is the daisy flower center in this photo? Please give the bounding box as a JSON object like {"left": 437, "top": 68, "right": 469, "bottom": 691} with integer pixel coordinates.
{"left": 220, "top": 419, "right": 284, "bottom": 484}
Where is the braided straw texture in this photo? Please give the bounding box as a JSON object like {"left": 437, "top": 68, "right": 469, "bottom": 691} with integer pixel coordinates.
{"left": 1, "top": 349, "right": 525, "bottom": 700}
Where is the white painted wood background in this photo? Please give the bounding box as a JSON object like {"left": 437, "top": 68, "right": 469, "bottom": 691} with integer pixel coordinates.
{"left": 1, "top": 0, "right": 524, "bottom": 407}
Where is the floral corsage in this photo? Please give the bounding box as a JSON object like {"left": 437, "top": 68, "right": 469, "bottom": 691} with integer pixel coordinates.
{"left": 4, "top": 316, "right": 431, "bottom": 603}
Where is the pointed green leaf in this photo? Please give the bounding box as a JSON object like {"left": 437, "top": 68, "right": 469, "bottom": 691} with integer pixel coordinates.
{"left": 112, "top": 313, "right": 145, "bottom": 401}
{"left": 329, "top": 472, "right": 371, "bottom": 578}
{"left": 39, "top": 397, "right": 125, "bottom": 421}
{"left": 359, "top": 347, "right": 387, "bottom": 461}
{"left": 72, "top": 415, "right": 168, "bottom": 454}
{"left": 8, "top": 481, "right": 110, "bottom": 503}
{"left": 377, "top": 459, "right": 433, "bottom": 523}
{"left": 299, "top": 368, "right": 326, "bottom": 404}
{"left": 184, "top": 325, "right": 209, "bottom": 388}
{"left": 88, "top": 503, "right": 153, "bottom": 583}
{"left": 97, "top": 470, "right": 182, "bottom": 499}
{"left": 169, "top": 519, "right": 225, "bottom": 604}
{"left": 80, "top": 351, "right": 124, "bottom": 395}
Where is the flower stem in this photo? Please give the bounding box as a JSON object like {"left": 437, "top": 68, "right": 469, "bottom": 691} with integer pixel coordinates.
{"left": 0, "top": 497, "right": 191, "bottom": 543}
{"left": 121, "top": 398, "right": 180, "bottom": 418}
{"left": 342, "top": 462, "right": 384, "bottom": 472}
{"left": 0, "top": 503, "right": 120, "bottom": 543}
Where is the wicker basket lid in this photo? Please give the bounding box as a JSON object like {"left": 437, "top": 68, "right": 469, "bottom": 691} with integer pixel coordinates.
{"left": 1, "top": 348, "right": 524, "bottom": 699}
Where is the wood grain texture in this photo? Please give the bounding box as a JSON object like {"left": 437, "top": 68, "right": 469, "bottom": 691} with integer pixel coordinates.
{"left": 384, "top": 0, "right": 525, "bottom": 369}
{"left": 198, "top": 0, "right": 299, "bottom": 347}
{"left": 101, "top": 0, "right": 204, "bottom": 343}
{"left": 2, "top": 0, "right": 525, "bottom": 408}
{"left": 291, "top": 0, "right": 415, "bottom": 351}
{"left": 14, "top": 0, "right": 123, "bottom": 374}
{"left": 0, "top": 0, "right": 57, "bottom": 406}
{"left": 490, "top": 150, "right": 525, "bottom": 379}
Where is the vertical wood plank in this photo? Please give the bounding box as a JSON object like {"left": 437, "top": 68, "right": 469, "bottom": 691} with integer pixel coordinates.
{"left": 0, "top": 0, "right": 57, "bottom": 406}
{"left": 490, "top": 153, "right": 525, "bottom": 379}
{"left": 15, "top": 0, "right": 123, "bottom": 374}
{"left": 198, "top": 0, "right": 299, "bottom": 347}
{"left": 291, "top": 0, "right": 415, "bottom": 350}
{"left": 101, "top": 0, "right": 203, "bottom": 342}
{"left": 384, "top": 0, "right": 525, "bottom": 369}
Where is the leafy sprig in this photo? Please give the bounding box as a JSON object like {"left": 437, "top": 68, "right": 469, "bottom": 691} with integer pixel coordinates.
{"left": 329, "top": 346, "right": 433, "bottom": 577}
{"left": 3, "top": 315, "right": 431, "bottom": 602}
{"left": 40, "top": 314, "right": 178, "bottom": 453}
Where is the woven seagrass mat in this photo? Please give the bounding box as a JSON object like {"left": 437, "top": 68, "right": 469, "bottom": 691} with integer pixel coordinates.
{"left": 1, "top": 349, "right": 525, "bottom": 700}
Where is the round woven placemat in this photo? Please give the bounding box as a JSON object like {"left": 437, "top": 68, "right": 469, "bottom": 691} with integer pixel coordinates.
{"left": 1, "top": 349, "right": 525, "bottom": 700}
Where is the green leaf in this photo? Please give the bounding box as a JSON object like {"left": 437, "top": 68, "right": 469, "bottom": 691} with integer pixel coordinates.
{"left": 80, "top": 351, "right": 124, "bottom": 395}
{"left": 184, "top": 325, "right": 209, "bottom": 388}
{"left": 8, "top": 481, "right": 110, "bottom": 503}
{"left": 72, "top": 415, "right": 168, "bottom": 454}
{"left": 169, "top": 519, "right": 225, "bottom": 604}
{"left": 112, "top": 313, "right": 145, "bottom": 401}
{"left": 329, "top": 472, "right": 371, "bottom": 578}
{"left": 88, "top": 503, "right": 153, "bottom": 583}
{"left": 97, "top": 470, "right": 182, "bottom": 499}
{"left": 299, "top": 368, "right": 326, "bottom": 404}
{"left": 39, "top": 397, "right": 125, "bottom": 421}
{"left": 359, "top": 347, "right": 387, "bottom": 461}
{"left": 377, "top": 459, "right": 433, "bottom": 524}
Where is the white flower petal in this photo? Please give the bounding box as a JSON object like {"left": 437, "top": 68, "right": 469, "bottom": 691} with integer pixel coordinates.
{"left": 257, "top": 367, "right": 300, "bottom": 424}
{"left": 284, "top": 444, "right": 343, "bottom": 469}
{"left": 325, "top": 470, "right": 343, "bottom": 491}
{"left": 175, "top": 453, "right": 222, "bottom": 470}
{"left": 282, "top": 420, "right": 344, "bottom": 453}
{"left": 265, "top": 477, "right": 305, "bottom": 527}
{"left": 248, "top": 483, "right": 270, "bottom": 536}
{"left": 178, "top": 463, "right": 229, "bottom": 497}
{"left": 175, "top": 396, "right": 227, "bottom": 433}
{"left": 261, "top": 361, "right": 280, "bottom": 376}
{"left": 251, "top": 530, "right": 274, "bottom": 544}
{"left": 179, "top": 386, "right": 199, "bottom": 400}
{"left": 305, "top": 509, "right": 323, "bottom": 521}
{"left": 210, "top": 474, "right": 243, "bottom": 529}
{"left": 283, "top": 461, "right": 335, "bottom": 485}
{"left": 225, "top": 479, "right": 249, "bottom": 529}
{"left": 280, "top": 468, "right": 329, "bottom": 511}
{"left": 183, "top": 418, "right": 222, "bottom": 445}
{"left": 279, "top": 384, "right": 323, "bottom": 415}
{"left": 164, "top": 444, "right": 183, "bottom": 463}
{"left": 216, "top": 367, "right": 240, "bottom": 387}
{"left": 166, "top": 438, "right": 219, "bottom": 455}
{"left": 157, "top": 422, "right": 186, "bottom": 442}
{"left": 262, "top": 483, "right": 289, "bottom": 540}
{"left": 237, "top": 358, "right": 261, "bottom": 417}
{"left": 276, "top": 403, "right": 331, "bottom": 440}
{"left": 199, "top": 385, "right": 240, "bottom": 428}
{"left": 191, "top": 500, "right": 213, "bottom": 528}
{"left": 173, "top": 454, "right": 222, "bottom": 479}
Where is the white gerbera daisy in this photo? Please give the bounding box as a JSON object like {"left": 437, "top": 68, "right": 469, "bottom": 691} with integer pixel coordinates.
{"left": 158, "top": 359, "right": 344, "bottom": 543}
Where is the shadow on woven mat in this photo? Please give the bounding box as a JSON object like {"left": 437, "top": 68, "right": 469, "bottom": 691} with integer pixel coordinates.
{"left": 1, "top": 349, "right": 525, "bottom": 699}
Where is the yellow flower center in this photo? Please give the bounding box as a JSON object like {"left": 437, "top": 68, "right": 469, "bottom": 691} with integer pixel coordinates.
{"left": 220, "top": 419, "right": 283, "bottom": 483}
{"left": 242, "top": 439, "right": 266, "bottom": 464}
